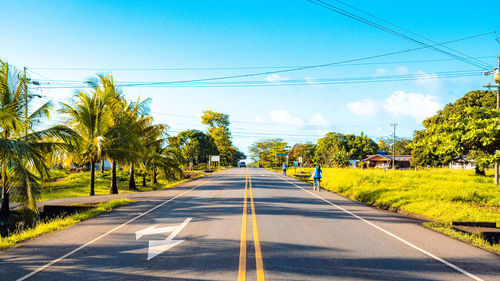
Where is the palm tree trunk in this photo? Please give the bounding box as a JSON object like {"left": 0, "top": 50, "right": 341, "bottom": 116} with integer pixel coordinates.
{"left": 153, "top": 167, "right": 158, "bottom": 184}
{"left": 100, "top": 160, "right": 105, "bottom": 173}
{"left": 110, "top": 160, "right": 118, "bottom": 194}
{"left": 128, "top": 163, "right": 136, "bottom": 190}
{"left": 0, "top": 171, "right": 9, "bottom": 218}
{"left": 90, "top": 161, "right": 95, "bottom": 196}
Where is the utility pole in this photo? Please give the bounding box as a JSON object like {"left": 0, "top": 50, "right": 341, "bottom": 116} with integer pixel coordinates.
{"left": 23, "top": 67, "right": 28, "bottom": 122}
{"left": 390, "top": 123, "right": 398, "bottom": 170}
{"left": 495, "top": 56, "right": 500, "bottom": 185}
{"left": 482, "top": 56, "right": 500, "bottom": 185}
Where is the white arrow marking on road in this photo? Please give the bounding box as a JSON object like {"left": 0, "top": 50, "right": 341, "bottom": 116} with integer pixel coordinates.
{"left": 134, "top": 217, "right": 192, "bottom": 260}
{"left": 135, "top": 225, "right": 177, "bottom": 240}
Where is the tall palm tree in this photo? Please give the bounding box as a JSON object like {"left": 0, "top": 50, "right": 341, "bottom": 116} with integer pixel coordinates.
{"left": 60, "top": 84, "right": 112, "bottom": 196}
{"left": 0, "top": 60, "right": 76, "bottom": 223}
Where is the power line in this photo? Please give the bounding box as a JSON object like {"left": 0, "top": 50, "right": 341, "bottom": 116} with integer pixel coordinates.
{"left": 307, "top": 0, "right": 492, "bottom": 69}
{"left": 31, "top": 69, "right": 482, "bottom": 89}
{"left": 321, "top": 0, "right": 493, "bottom": 69}
{"left": 25, "top": 31, "right": 495, "bottom": 90}
{"left": 33, "top": 69, "right": 480, "bottom": 84}
{"left": 26, "top": 55, "right": 497, "bottom": 71}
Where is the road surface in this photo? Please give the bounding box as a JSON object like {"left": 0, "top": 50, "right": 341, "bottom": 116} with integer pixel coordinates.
{"left": 0, "top": 168, "right": 499, "bottom": 280}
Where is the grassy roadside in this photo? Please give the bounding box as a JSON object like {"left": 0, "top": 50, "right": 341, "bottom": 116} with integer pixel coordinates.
{"left": 423, "top": 222, "right": 500, "bottom": 254}
{"left": 39, "top": 169, "right": 208, "bottom": 201}
{"left": 0, "top": 199, "right": 131, "bottom": 250}
{"left": 286, "top": 167, "right": 500, "bottom": 253}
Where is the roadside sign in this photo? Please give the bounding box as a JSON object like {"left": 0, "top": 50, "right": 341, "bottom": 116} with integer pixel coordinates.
{"left": 298, "top": 156, "right": 303, "bottom": 163}
{"left": 276, "top": 153, "right": 287, "bottom": 156}
{"left": 293, "top": 161, "right": 298, "bottom": 167}
{"left": 210, "top": 155, "right": 220, "bottom": 162}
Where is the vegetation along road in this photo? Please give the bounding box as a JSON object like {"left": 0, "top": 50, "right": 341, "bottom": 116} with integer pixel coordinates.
{"left": 0, "top": 168, "right": 498, "bottom": 281}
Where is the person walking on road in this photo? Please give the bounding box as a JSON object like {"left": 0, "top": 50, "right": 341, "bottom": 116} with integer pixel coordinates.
{"left": 282, "top": 162, "right": 288, "bottom": 175}
{"left": 311, "top": 164, "right": 322, "bottom": 191}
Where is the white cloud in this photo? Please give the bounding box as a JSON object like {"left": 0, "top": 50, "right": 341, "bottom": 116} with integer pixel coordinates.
{"left": 395, "top": 66, "right": 409, "bottom": 75}
{"left": 414, "top": 70, "right": 443, "bottom": 93}
{"left": 266, "top": 74, "right": 289, "bottom": 83}
{"left": 346, "top": 91, "right": 441, "bottom": 122}
{"left": 383, "top": 90, "right": 441, "bottom": 120}
{"left": 374, "top": 68, "right": 387, "bottom": 76}
{"left": 346, "top": 98, "right": 378, "bottom": 116}
{"left": 269, "top": 110, "right": 304, "bottom": 126}
{"left": 308, "top": 113, "right": 328, "bottom": 126}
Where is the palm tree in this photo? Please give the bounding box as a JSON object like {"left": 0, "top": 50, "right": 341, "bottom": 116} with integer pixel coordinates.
{"left": 60, "top": 84, "right": 112, "bottom": 196}
{"left": 137, "top": 124, "right": 182, "bottom": 186}
{"left": 0, "top": 60, "right": 76, "bottom": 223}
{"left": 125, "top": 100, "right": 155, "bottom": 190}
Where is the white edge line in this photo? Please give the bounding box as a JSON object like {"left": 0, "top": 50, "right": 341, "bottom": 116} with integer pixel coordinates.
{"left": 16, "top": 175, "right": 221, "bottom": 281}
{"left": 274, "top": 174, "right": 484, "bottom": 281}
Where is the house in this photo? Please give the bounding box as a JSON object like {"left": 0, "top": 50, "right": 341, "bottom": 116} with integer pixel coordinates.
{"left": 449, "top": 159, "right": 475, "bottom": 170}
{"left": 363, "top": 154, "right": 411, "bottom": 169}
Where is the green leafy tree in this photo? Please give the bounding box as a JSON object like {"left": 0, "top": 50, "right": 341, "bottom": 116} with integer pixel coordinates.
{"left": 377, "top": 137, "right": 412, "bottom": 155}
{"left": 289, "top": 143, "right": 317, "bottom": 164}
{"left": 177, "top": 129, "right": 218, "bottom": 169}
{"left": 315, "top": 132, "right": 377, "bottom": 167}
{"left": 347, "top": 133, "right": 378, "bottom": 159}
{"left": 249, "top": 138, "right": 289, "bottom": 167}
{"left": 201, "top": 110, "right": 244, "bottom": 166}
{"left": 411, "top": 90, "right": 497, "bottom": 173}
{"left": 414, "top": 107, "right": 499, "bottom": 174}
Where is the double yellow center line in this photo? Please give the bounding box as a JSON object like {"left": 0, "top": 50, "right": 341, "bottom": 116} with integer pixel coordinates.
{"left": 238, "top": 169, "right": 265, "bottom": 281}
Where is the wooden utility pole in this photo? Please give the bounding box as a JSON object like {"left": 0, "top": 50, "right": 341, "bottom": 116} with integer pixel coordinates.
{"left": 391, "top": 123, "right": 397, "bottom": 170}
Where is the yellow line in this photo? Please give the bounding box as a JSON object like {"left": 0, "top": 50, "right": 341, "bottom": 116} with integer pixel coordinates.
{"left": 238, "top": 172, "right": 248, "bottom": 281}
{"left": 248, "top": 172, "right": 266, "bottom": 281}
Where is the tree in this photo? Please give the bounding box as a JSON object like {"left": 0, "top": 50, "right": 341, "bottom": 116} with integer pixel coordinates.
{"left": 377, "top": 137, "right": 412, "bottom": 155}
{"left": 60, "top": 83, "right": 112, "bottom": 195}
{"left": 0, "top": 60, "right": 76, "bottom": 223}
{"left": 347, "top": 133, "right": 378, "bottom": 159}
{"left": 315, "top": 132, "right": 378, "bottom": 167}
{"left": 289, "top": 143, "right": 316, "bottom": 165}
{"left": 87, "top": 74, "right": 127, "bottom": 194}
{"left": 414, "top": 107, "right": 499, "bottom": 174}
{"left": 201, "top": 110, "right": 239, "bottom": 166}
{"left": 177, "top": 129, "right": 218, "bottom": 169}
{"left": 249, "top": 138, "right": 289, "bottom": 167}
{"left": 411, "top": 90, "right": 497, "bottom": 174}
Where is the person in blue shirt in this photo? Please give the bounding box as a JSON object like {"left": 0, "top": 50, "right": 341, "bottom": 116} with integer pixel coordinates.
{"left": 282, "top": 163, "right": 288, "bottom": 175}
{"left": 311, "top": 164, "right": 322, "bottom": 191}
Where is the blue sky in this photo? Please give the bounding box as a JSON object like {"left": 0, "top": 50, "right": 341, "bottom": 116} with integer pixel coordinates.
{"left": 1, "top": 1, "right": 499, "bottom": 157}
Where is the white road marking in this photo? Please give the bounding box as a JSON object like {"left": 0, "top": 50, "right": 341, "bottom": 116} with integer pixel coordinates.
{"left": 274, "top": 174, "right": 484, "bottom": 281}
{"left": 135, "top": 225, "right": 177, "bottom": 240}
{"left": 16, "top": 175, "right": 221, "bottom": 281}
{"left": 146, "top": 217, "right": 192, "bottom": 260}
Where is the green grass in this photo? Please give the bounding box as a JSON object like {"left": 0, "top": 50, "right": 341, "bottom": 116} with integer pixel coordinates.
{"left": 39, "top": 169, "right": 206, "bottom": 201}
{"left": 0, "top": 199, "right": 131, "bottom": 250}
{"left": 423, "top": 222, "right": 500, "bottom": 254}
{"left": 289, "top": 168, "right": 500, "bottom": 225}
{"left": 287, "top": 167, "right": 500, "bottom": 253}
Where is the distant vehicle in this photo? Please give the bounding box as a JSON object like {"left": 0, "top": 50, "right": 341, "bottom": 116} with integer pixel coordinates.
{"left": 239, "top": 161, "right": 246, "bottom": 167}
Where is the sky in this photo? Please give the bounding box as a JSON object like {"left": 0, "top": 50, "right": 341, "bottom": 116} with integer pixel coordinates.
{"left": 1, "top": 0, "right": 499, "bottom": 158}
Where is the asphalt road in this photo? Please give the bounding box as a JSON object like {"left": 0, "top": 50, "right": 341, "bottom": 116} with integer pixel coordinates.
{"left": 0, "top": 168, "right": 499, "bottom": 281}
